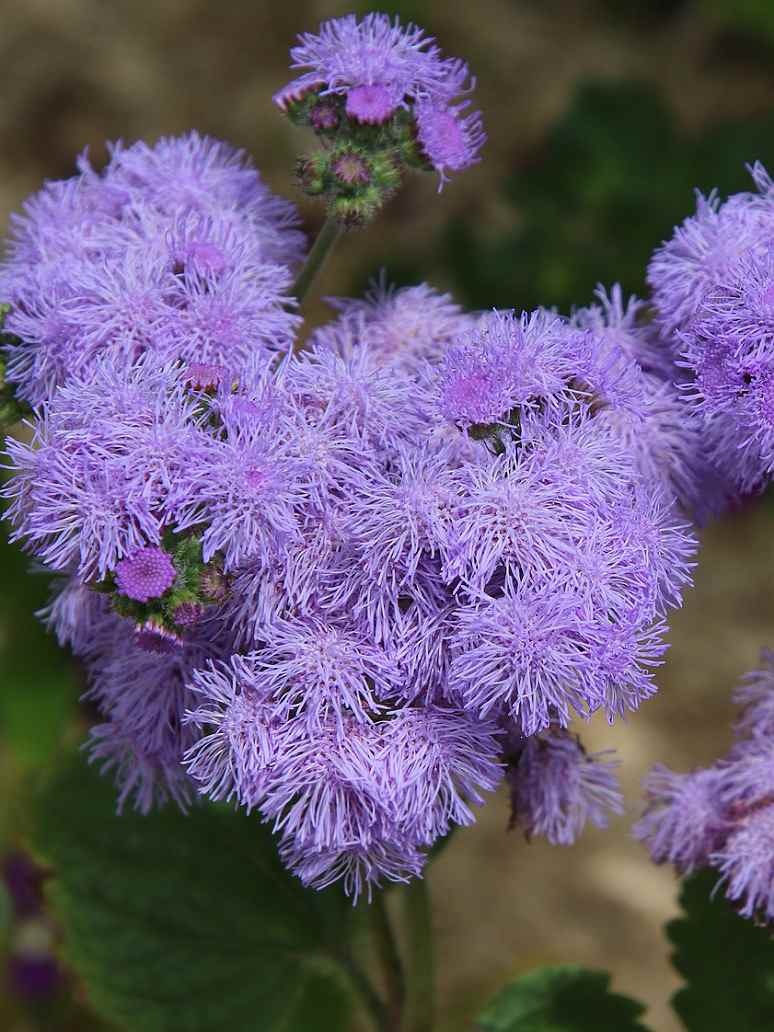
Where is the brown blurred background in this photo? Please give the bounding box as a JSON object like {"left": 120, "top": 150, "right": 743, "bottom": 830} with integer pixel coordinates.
{"left": 1, "top": 1, "right": 774, "bottom": 1029}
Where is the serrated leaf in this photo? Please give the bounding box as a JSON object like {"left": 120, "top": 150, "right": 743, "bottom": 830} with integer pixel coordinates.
{"left": 476, "top": 965, "right": 649, "bottom": 1031}
{"left": 668, "top": 869, "right": 774, "bottom": 1031}
{"left": 32, "top": 758, "right": 356, "bottom": 1032}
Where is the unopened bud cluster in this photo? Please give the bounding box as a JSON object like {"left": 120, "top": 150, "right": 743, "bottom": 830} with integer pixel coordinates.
{"left": 96, "top": 532, "right": 226, "bottom": 653}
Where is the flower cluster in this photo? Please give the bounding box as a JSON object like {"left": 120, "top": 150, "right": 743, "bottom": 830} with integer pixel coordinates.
{"left": 275, "top": 13, "right": 484, "bottom": 221}
{"left": 0, "top": 16, "right": 708, "bottom": 903}
{"left": 648, "top": 163, "right": 774, "bottom": 494}
{"left": 635, "top": 649, "right": 774, "bottom": 924}
{"left": 4, "top": 254, "right": 696, "bottom": 897}
{"left": 0, "top": 132, "right": 304, "bottom": 407}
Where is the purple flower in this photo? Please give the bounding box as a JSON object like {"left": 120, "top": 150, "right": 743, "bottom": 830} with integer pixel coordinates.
{"left": 634, "top": 765, "right": 730, "bottom": 872}
{"left": 279, "top": 833, "right": 424, "bottom": 903}
{"left": 133, "top": 619, "right": 184, "bottom": 655}
{"left": 169, "top": 426, "right": 304, "bottom": 572}
{"left": 83, "top": 613, "right": 224, "bottom": 813}
{"left": 733, "top": 648, "right": 774, "bottom": 740}
{"left": 449, "top": 585, "right": 601, "bottom": 734}
{"left": 3, "top": 356, "right": 201, "bottom": 579}
{"left": 715, "top": 739, "right": 774, "bottom": 811}
{"left": 274, "top": 13, "right": 467, "bottom": 119}
{"left": 262, "top": 718, "right": 406, "bottom": 887}
{"left": 648, "top": 169, "right": 774, "bottom": 337}
{"left": 508, "top": 730, "right": 623, "bottom": 845}
{"left": 344, "top": 443, "right": 459, "bottom": 589}
{"left": 103, "top": 134, "right": 304, "bottom": 252}
{"left": 435, "top": 309, "right": 569, "bottom": 428}
{"left": 711, "top": 804, "right": 774, "bottom": 921}
{"left": 0, "top": 188, "right": 704, "bottom": 902}
{"left": 2, "top": 852, "right": 46, "bottom": 920}
{"left": 380, "top": 705, "right": 503, "bottom": 843}
{"left": 9, "top": 945, "right": 62, "bottom": 1000}
{"left": 319, "top": 278, "right": 477, "bottom": 377}
{"left": 115, "top": 546, "right": 177, "bottom": 602}
{"left": 39, "top": 576, "right": 112, "bottom": 653}
{"left": 0, "top": 133, "right": 304, "bottom": 406}
{"left": 415, "top": 99, "right": 485, "bottom": 189}
{"left": 183, "top": 656, "right": 284, "bottom": 808}
{"left": 443, "top": 448, "right": 596, "bottom": 592}
{"left": 572, "top": 285, "right": 673, "bottom": 378}
{"left": 646, "top": 165, "right": 774, "bottom": 494}
{"left": 285, "top": 338, "right": 428, "bottom": 447}
{"left": 220, "top": 620, "right": 399, "bottom": 733}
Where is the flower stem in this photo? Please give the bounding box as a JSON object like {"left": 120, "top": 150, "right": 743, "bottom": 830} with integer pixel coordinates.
{"left": 291, "top": 214, "right": 343, "bottom": 309}
{"left": 372, "top": 893, "right": 405, "bottom": 1027}
{"left": 402, "top": 878, "right": 434, "bottom": 1032}
{"left": 339, "top": 951, "right": 390, "bottom": 1032}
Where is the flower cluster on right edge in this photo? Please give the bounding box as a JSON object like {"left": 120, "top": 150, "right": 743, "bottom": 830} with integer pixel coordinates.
{"left": 636, "top": 650, "right": 774, "bottom": 923}
{"left": 634, "top": 165, "right": 774, "bottom": 926}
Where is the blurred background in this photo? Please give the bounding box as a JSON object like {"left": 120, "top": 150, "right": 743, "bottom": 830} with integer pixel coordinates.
{"left": 1, "top": 0, "right": 773, "bottom": 1029}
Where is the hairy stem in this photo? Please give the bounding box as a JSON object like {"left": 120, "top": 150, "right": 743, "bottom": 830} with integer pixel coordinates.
{"left": 402, "top": 878, "right": 434, "bottom": 1032}
{"left": 291, "top": 214, "right": 343, "bottom": 310}
{"left": 373, "top": 893, "right": 405, "bottom": 1027}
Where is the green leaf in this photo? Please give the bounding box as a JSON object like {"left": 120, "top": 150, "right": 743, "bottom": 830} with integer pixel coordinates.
{"left": 0, "top": 482, "right": 80, "bottom": 766}
{"left": 32, "top": 757, "right": 358, "bottom": 1032}
{"left": 668, "top": 869, "right": 774, "bottom": 1031}
{"left": 476, "top": 965, "right": 649, "bottom": 1031}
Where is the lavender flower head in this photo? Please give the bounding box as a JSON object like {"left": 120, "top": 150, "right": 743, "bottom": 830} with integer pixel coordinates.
{"left": 3, "top": 259, "right": 701, "bottom": 900}
{"left": 0, "top": 132, "right": 304, "bottom": 406}
{"left": 508, "top": 730, "right": 623, "bottom": 846}
{"left": 0, "top": 56, "right": 705, "bottom": 906}
{"left": 275, "top": 13, "right": 465, "bottom": 121}
{"left": 647, "top": 163, "right": 774, "bottom": 493}
{"left": 274, "top": 13, "right": 484, "bottom": 191}
{"left": 636, "top": 648, "right": 774, "bottom": 925}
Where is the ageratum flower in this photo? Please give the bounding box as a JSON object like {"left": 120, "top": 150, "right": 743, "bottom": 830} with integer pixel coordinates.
{"left": 414, "top": 99, "right": 486, "bottom": 189}
{"left": 636, "top": 648, "right": 774, "bottom": 925}
{"left": 274, "top": 13, "right": 466, "bottom": 122}
{"left": 733, "top": 648, "right": 774, "bottom": 740}
{"left": 317, "top": 278, "right": 478, "bottom": 377}
{"left": 711, "top": 806, "right": 774, "bottom": 922}
{"left": 508, "top": 730, "right": 623, "bottom": 846}
{"left": 648, "top": 164, "right": 774, "bottom": 336}
{"left": 3, "top": 356, "right": 201, "bottom": 579}
{"left": 274, "top": 13, "right": 484, "bottom": 189}
{"left": 0, "top": 133, "right": 304, "bottom": 406}
{"left": 82, "top": 609, "right": 226, "bottom": 814}
{"left": 647, "top": 163, "right": 774, "bottom": 493}
{"left": 4, "top": 263, "right": 697, "bottom": 897}
{"left": 379, "top": 706, "right": 503, "bottom": 844}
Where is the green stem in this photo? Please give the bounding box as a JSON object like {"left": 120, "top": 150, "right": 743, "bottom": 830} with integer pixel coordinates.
{"left": 372, "top": 893, "right": 405, "bottom": 1028}
{"left": 339, "top": 951, "right": 390, "bottom": 1032}
{"left": 402, "top": 878, "right": 434, "bottom": 1032}
{"left": 291, "top": 215, "right": 343, "bottom": 309}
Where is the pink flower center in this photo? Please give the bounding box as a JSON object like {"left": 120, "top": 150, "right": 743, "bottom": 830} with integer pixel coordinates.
{"left": 346, "top": 84, "right": 396, "bottom": 124}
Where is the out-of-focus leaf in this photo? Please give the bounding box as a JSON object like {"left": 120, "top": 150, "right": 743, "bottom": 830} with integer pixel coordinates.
{"left": 476, "top": 965, "right": 650, "bottom": 1031}
{"left": 668, "top": 869, "right": 774, "bottom": 1031}
{"left": 0, "top": 466, "right": 78, "bottom": 766}
{"left": 33, "top": 757, "right": 357, "bottom": 1032}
